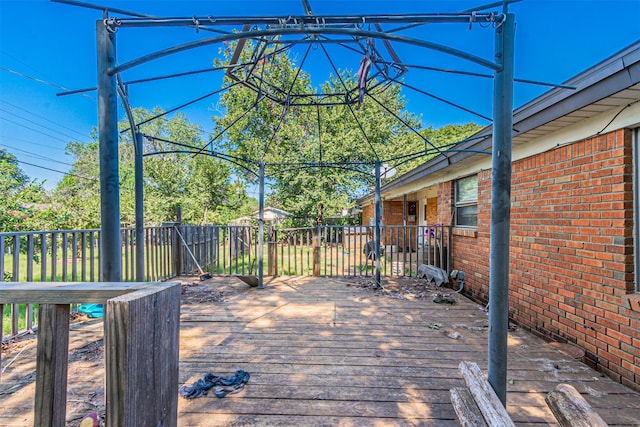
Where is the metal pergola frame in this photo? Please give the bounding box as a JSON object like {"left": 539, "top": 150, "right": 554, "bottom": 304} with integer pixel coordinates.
{"left": 58, "top": 0, "right": 521, "bottom": 404}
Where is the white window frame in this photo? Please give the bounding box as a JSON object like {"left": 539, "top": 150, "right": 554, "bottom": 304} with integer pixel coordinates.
{"left": 455, "top": 174, "right": 478, "bottom": 228}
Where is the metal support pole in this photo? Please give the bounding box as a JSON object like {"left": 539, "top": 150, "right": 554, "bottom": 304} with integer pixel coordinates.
{"left": 134, "top": 132, "right": 144, "bottom": 282}
{"left": 488, "top": 12, "right": 515, "bottom": 406}
{"left": 97, "top": 19, "right": 121, "bottom": 282}
{"left": 257, "top": 162, "right": 265, "bottom": 288}
{"left": 374, "top": 161, "right": 383, "bottom": 288}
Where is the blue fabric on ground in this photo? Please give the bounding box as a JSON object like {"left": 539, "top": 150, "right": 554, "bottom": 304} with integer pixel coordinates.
{"left": 78, "top": 304, "right": 104, "bottom": 318}
{"left": 178, "top": 370, "right": 250, "bottom": 399}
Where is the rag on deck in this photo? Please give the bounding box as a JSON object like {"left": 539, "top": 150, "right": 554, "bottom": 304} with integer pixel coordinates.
{"left": 178, "top": 370, "right": 250, "bottom": 399}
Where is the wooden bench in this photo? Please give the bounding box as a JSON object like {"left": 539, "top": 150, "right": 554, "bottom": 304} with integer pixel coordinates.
{"left": 0, "top": 281, "right": 180, "bottom": 427}
{"left": 450, "top": 361, "right": 515, "bottom": 427}
{"left": 450, "top": 361, "right": 609, "bottom": 427}
{"left": 546, "top": 383, "right": 609, "bottom": 427}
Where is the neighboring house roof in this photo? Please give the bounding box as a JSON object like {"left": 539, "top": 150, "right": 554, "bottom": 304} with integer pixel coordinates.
{"left": 261, "top": 206, "right": 293, "bottom": 220}
{"left": 230, "top": 206, "right": 293, "bottom": 225}
{"left": 359, "top": 41, "right": 640, "bottom": 203}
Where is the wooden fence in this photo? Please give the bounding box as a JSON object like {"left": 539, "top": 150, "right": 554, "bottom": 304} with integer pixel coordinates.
{"left": 1, "top": 226, "right": 175, "bottom": 339}
{"left": 2, "top": 223, "right": 450, "bottom": 339}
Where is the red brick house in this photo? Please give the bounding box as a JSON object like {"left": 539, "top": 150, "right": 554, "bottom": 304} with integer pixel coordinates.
{"left": 360, "top": 41, "right": 640, "bottom": 390}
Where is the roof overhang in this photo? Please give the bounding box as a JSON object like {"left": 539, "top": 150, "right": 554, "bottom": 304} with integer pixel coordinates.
{"left": 359, "top": 41, "right": 640, "bottom": 204}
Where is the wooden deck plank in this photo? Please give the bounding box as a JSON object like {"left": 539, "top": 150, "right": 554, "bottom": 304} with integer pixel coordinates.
{"left": 2, "top": 276, "right": 640, "bottom": 426}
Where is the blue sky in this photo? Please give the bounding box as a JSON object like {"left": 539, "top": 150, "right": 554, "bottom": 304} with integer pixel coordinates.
{"left": 1, "top": 0, "right": 639, "bottom": 191}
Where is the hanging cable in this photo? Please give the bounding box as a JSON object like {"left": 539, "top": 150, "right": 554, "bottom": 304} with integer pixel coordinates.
{"left": 596, "top": 99, "right": 640, "bottom": 135}
{"left": 193, "top": 93, "right": 267, "bottom": 156}
{"left": 366, "top": 92, "right": 449, "bottom": 161}
{"left": 319, "top": 43, "right": 379, "bottom": 160}
{"left": 122, "top": 80, "right": 243, "bottom": 133}
{"left": 264, "top": 42, "right": 313, "bottom": 155}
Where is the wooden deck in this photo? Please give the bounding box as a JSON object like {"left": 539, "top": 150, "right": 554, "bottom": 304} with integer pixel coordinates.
{"left": 2, "top": 276, "right": 640, "bottom": 426}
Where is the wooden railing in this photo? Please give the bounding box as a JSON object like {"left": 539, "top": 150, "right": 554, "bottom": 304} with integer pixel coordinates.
{"left": 0, "top": 281, "right": 180, "bottom": 427}
{"left": 1, "top": 226, "right": 176, "bottom": 339}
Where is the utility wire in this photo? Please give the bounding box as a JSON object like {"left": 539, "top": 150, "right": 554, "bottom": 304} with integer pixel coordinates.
{"left": 4, "top": 137, "right": 68, "bottom": 153}
{"left": 0, "top": 117, "right": 73, "bottom": 144}
{"left": 0, "top": 107, "right": 89, "bottom": 143}
{"left": 1, "top": 101, "right": 91, "bottom": 141}
{"left": 0, "top": 143, "right": 73, "bottom": 167}
{"left": 0, "top": 67, "right": 94, "bottom": 100}
{"left": 14, "top": 159, "right": 96, "bottom": 182}
{"left": 595, "top": 99, "right": 640, "bottom": 135}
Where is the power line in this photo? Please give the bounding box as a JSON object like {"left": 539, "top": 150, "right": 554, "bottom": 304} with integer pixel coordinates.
{"left": 0, "top": 116, "right": 72, "bottom": 144}
{"left": 0, "top": 143, "right": 73, "bottom": 167}
{"left": 0, "top": 66, "right": 95, "bottom": 100}
{"left": 0, "top": 107, "right": 90, "bottom": 143}
{"left": 14, "top": 159, "right": 96, "bottom": 182}
{"left": 3, "top": 137, "right": 68, "bottom": 153}
{"left": 1, "top": 101, "right": 91, "bottom": 142}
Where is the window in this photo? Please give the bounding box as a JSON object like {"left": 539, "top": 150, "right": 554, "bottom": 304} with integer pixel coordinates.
{"left": 455, "top": 175, "right": 478, "bottom": 227}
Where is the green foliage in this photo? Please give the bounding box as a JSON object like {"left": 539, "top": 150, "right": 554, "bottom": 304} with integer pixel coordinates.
{"left": 388, "top": 122, "right": 483, "bottom": 176}
{"left": 0, "top": 149, "right": 54, "bottom": 232}
{"left": 2, "top": 42, "right": 482, "bottom": 232}
{"left": 50, "top": 108, "right": 247, "bottom": 228}
{"left": 214, "top": 42, "right": 425, "bottom": 225}
{"left": 52, "top": 140, "right": 101, "bottom": 229}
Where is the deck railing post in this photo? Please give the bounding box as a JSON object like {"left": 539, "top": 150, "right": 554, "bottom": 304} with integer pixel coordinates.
{"left": 268, "top": 225, "right": 277, "bottom": 276}
{"left": 105, "top": 284, "right": 180, "bottom": 427}
{"left": 258, "top": 162, "right": 265, "bottom": 288}
{"left": 0, "top": 303, "right": 3, "bottom": 375}
{"left": 135, "top": 132, "right": 145, "bottom": 282}
{"left": 34, "top": 304, "right": 70, "bottom": 427}
{"left": 313, "top": 225, "right": 321, "bottom": 277}
{"left": 1, "top": 282, "right": 180, "bottom": 427}
{"left": 374, "top": 161, "right": 383, "bottom": 287}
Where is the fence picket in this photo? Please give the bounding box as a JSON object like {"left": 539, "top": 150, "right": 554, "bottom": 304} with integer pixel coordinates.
{"left": 2, "top": 224, "right": 450, "bottom": 339}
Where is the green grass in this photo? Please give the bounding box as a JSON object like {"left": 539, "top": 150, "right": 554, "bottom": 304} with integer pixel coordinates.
{"left": 2, "top": 304, "right": 37, "bottom": 336}
{"left": 3, "top": 250, "right": 99, "bottom": 282}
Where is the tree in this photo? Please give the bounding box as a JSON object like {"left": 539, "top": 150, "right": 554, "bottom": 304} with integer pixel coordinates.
{"left": 0, "top": 149, "right": 55, "bottom": 232}
{"left": 52, "top": 108, "right": 244, "bottom": 228}
{"left": 53, "top": 139, "right": 102, "bottom": 229}
{"left": 387, "top": 122, "right": 483, "bottom": 177}
{"left": 214, "top": 42, "right": 421, "bottom": 225}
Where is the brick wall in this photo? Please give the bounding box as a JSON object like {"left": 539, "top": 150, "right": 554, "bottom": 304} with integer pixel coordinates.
{"left": 426, "top": 197, "right": 438, "bottom": 224}
{"left": 362, "top": 204, "right": 373, "bottom": 226}
{"left": 446, "top": 129, "right": 639, "bottom": 391}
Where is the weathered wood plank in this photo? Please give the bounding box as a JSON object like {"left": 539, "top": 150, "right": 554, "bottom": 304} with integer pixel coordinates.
{"left": 178, "top": 397, "right": 458, "bottom": 419}
{"left": 33, "top": 304, "right": 70, "bottom": 427}
{"left": 545, "top": 383, "right": 609, "bottom": 427}
{"left": 177, "top": 413, "right": 460, "bottom": 427}
{"left": 0, "top": 303, "right": 3, "bottom": 377}
{"left": 450, "top": 387, "right": 489, "bottom": 427}
{"left": 458, "top": 361, "right": 516, "bottom": 427}
{"left": 3, "top": 276, "right": 640, "bottom": 427}
{"left": 0, "top": 282, "right": 168, "bottom": 304}
{"left": 0, "top": 282, "right": 140, "bottom": 304}
{"left": 105, "top": 283, "right": 180, "bottom": 427}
